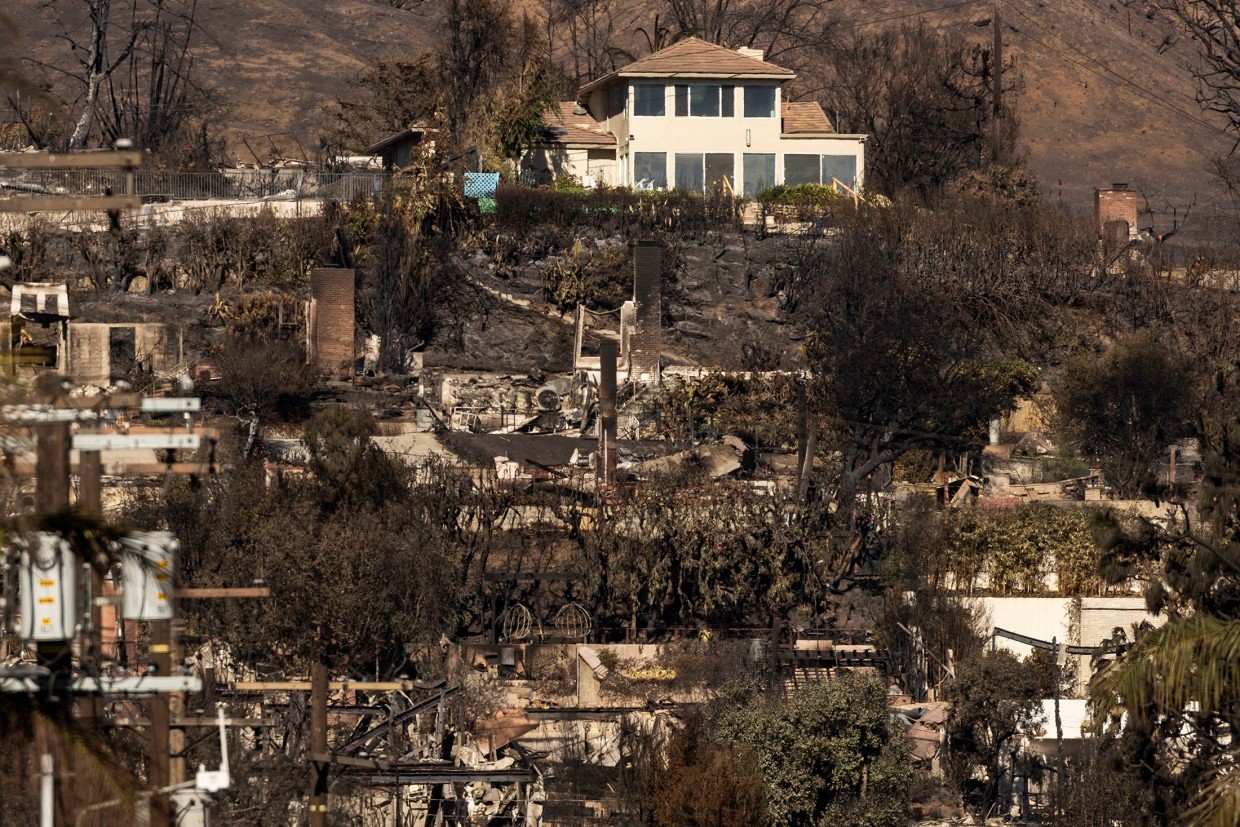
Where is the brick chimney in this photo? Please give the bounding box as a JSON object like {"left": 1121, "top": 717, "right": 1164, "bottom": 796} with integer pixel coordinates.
{"left": 1094, "top": 184, "right": 1138, "bottom": 240}
{"left": 309, "top": 268, "right": 355, "bottom": 376}
{"left": 630, "top": 241, "right": 662, "bottom": 383}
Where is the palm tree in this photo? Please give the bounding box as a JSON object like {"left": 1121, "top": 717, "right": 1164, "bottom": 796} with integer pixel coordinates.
{"left": 1091, "top": 614, "right": 1240, "bottom": 827}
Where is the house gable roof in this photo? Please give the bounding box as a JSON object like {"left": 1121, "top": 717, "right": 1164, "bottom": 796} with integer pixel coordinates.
{"left": 579, "top": 37, "right": 794, "bottom": 97}
{"left": 535, "top": 102, "right": 616, "bottom": 147}
{"left": 781, "top": 101, "right": 835, "bottom": 135}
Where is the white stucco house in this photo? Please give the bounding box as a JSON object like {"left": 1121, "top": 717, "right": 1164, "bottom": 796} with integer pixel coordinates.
{"left": 521, "top": 38, "right": 866, "bottom": 197}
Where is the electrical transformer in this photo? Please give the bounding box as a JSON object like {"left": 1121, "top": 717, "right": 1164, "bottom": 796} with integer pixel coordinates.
{"left": 120, "top": 531, "right": 178, "bottom": 621}
{"left": 17, "top": 533, "right": 77, "bottom": 642}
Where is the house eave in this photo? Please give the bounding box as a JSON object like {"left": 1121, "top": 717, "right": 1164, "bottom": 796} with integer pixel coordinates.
{"left": 578, "top": 71, "right": 794, "bottom": 100}
{"left": 780, "top": 133, "right": 868, "bottom": 140}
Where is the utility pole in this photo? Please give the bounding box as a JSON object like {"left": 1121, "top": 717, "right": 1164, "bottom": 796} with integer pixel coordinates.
{"left": 309, "top": 662, "right": 329, "bottom": 827}
{"left": 79, "top": 449, "right": 103, "bottom": 724}
{"left": 150, "top": 620, "right": 172, "bottom": 826}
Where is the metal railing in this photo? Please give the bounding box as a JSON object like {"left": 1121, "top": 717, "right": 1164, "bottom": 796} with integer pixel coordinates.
{"left": 0, "top": 169, "right": 388, "bottom": 202}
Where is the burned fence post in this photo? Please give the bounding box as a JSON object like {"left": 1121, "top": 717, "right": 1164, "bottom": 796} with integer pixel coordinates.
{"left": 630, "top": 240, "right": 662, "bottom": 384}
{"left": 598, "top": 340, "right": 618, "bottom": 487}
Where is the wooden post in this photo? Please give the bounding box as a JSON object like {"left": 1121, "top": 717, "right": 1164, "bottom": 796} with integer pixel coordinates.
{"left": 149, "top": 621, "right": 172, "bottom": 826}
{"left": 35, "top": 423, "right": 71, "bottom": 513}
{"left": 309, "top": 663, "right": 328, "bottom": 827}
{"left": 169, "top": 621, "right": 186, "bottom": 788}
{"left": 34, "top": 421, "right": 72, "bottom": 681}
{"left": 79, "top": 450, "right": 104, "bottom": 722}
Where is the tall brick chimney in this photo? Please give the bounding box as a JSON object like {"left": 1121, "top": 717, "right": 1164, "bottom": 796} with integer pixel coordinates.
{"left": 630, "top": 240, "right": 662, "bottom": 383}
{"left": 598, "top": 340, "right": 618, "bottom": 486}
{"left": 309, "top": 268, "right": 355, "bottom": 376}
{"left": 1094, "top": 184, "right": 1139, "bottom": 241}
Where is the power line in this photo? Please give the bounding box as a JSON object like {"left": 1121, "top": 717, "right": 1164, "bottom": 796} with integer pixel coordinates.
{"left": 1004, "top": 4, "right": 1235, "bottom": 144}
{"left": 837, "top": 0, "right": 985, "bottom": 30}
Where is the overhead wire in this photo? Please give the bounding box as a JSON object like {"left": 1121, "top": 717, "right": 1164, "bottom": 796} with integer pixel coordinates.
{"left": 1002, "top": 3, "right": 1235, "bottom": 144}
{"left": 834, "top": 0, "right": 985, "bottom": 30}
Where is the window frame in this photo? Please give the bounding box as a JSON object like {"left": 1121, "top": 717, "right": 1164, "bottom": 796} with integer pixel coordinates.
{"left": 632, "top": 83, "right": 666, "bottom": 117}
{"left": 743, "top": 86, "right": 777, "bottom": 119}
{"left": 674, "top": 84, "right": 733, "bottom": 117}
{"left": 633, "top": 151, "right": 668, "bottom": 190}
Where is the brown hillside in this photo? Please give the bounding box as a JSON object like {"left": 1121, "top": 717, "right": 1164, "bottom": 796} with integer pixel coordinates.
{"left": 824, "top": 0, "right": 1235, "bottom": 235}
{"left": 8, "top": 0, "right": 1237, "bottom": 231}
{"left": 7, "top": 0, "right": 440, "bottom": 164}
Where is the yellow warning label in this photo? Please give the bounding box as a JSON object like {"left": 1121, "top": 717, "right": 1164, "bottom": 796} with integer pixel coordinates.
{"left": 37, "top": 597, "right": 55, "bottom": 604}
{"left": 38, "top": 579, "right": 55, "bottom": 587}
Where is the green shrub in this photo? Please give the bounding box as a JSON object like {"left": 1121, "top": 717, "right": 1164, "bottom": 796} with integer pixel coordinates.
{"left": 757, "top": 183, "right": 843, "bottom": 207}
{"left": 552, "top": 174, "right": 590, "bottom": 194}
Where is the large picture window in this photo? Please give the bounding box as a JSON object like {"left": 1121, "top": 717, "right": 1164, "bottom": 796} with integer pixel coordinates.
{"left": 674, "top": 84, "right": 735, "bottom": 117}
{"left": 784, "top": 154, "right": 821, "bottom": 186}
{"left": 633, "top": 152, "right": 667, "bottom": 189}
{"left": 744, "top": 86, "right": 776, "bottom": 118}
{"left": 633, "top": 84, "right": 665, "bottom": 117}
{"left": 674, "top": 153, "right": 735, "bottom": 193}
{"left": 674, "top": 153, "right": 704, "bottom": 192}
{"left": 821, "top": 155, "right": 858, "bottom": 188}
{"left": 743, "top": 153, "right": 775, "bottom": 198}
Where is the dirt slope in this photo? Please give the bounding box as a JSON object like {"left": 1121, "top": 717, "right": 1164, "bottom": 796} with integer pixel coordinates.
{"left": 7, "top": 0, "right": 440, "bottom": 164}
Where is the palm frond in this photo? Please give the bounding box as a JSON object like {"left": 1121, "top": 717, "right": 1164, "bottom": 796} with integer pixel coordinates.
{"left": 1091, "top": 615, "right": 1240, "bottom": 826}
{"left": 1092, "top": 615, "right": 1240, "bottom": 725}
{"left": 1181, "top": 765, "right": 1240, "bottom": 827}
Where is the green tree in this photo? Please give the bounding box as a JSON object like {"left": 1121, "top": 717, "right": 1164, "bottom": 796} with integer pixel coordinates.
{"left": 145, "top": 410, "right": 462, "bottom": 675}
{"left": 716, "top": 672, "right": 910, "bottom": 827}
{"left": 1082, "top": 363, "right": 1240, "bottom": 824}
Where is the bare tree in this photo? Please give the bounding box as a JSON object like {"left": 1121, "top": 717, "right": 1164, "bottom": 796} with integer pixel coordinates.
{"left": 541, "top": 0, "right": 625, "bottom": 85}
{"left": 63, "top": 0, "right": 140, "bottom": 148}
{"left": 814, "top": 23, "right": 1021, "bottom": 198}
{"left": 1158, "top": 0, "right": 1240, "bottom": 133}
{"left": 647, "top": 0, "right": 835, "bottom": 64}
{"left": 15, "top": 0, "right": 217, "bottom": 163}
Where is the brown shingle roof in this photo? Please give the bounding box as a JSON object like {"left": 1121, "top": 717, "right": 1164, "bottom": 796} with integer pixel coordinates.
{"left": 536, "top": 101, "right": 616, "bottom": 147}
{"left": 781, "top": 101, "right": 835, "bottom": 135}
{"left": 579, "top": 37, "right": 794, "bottom": 96}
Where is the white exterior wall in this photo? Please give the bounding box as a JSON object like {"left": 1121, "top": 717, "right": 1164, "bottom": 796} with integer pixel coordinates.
{"left": 977, "top": 597, "right": 1075, "bottom": 659}
{"left": 973, "top": 596, "right": 1165, "bottom": 696}
{"left": 610, "top": 80, "right": 864, "bottom": 195}
{"left": 521, "top": 147, "right": 616, "bottom": 186}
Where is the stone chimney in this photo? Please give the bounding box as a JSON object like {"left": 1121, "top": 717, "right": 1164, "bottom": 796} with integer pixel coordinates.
{"left": 308, "top": 268, "right": 355, "bottom": 376}
{"left": 630, "top": 241, "right": 662, "bottom": 383}
{"left": 1094, "top": 184, "right": 1139, "bottom": 241}
{"left": 737, "top": 47, "right": 764, "bottom": 61}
